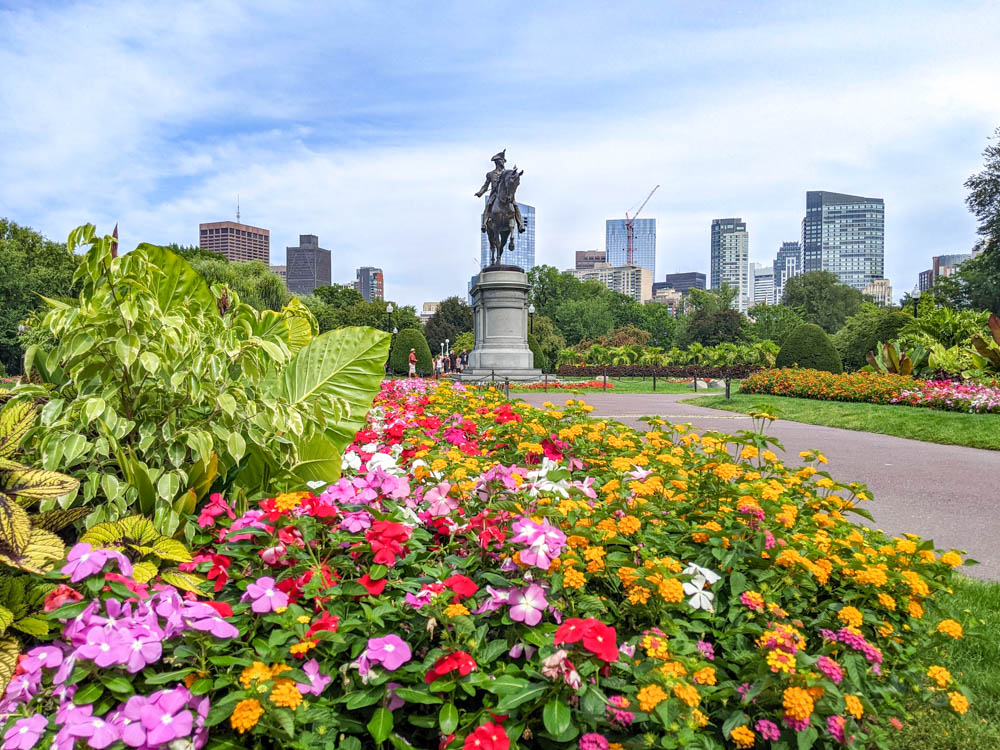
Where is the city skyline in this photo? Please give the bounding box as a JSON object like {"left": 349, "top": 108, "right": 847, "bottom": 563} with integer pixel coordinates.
{"left": 2, "top": 2, "right": 998, "bottom": 306}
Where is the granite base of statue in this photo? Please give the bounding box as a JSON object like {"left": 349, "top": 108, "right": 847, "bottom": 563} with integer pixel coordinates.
{"left": 461, "top": 265, "right": 542, "bottom": 382}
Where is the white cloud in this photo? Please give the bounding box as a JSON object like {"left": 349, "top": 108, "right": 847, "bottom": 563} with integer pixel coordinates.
{"left": 2, "top": 0, "right": 999, "bottom": 306}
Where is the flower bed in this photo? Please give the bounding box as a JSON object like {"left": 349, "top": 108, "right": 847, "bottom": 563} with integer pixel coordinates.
{"left": 2, "top": 380, "right": 970, "bottom": 749}
{"left": 508, "top": 380, "right": 614, "bottom": 392}
{"left": 743, "top": 368, "right": 1000, "bottom": 414}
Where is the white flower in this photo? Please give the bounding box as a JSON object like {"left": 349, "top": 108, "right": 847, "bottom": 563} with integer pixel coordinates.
{"left": 341, "top": 451, "right": 362, "bottom": 472}
{"left": 367, "top": 452, "right": 403, "bottom": 476}
{"left": 686, "top": 588, "right": 715, "bottom": 612}
{"left": 682, "top": 563, "right": 721, "bottom": 585}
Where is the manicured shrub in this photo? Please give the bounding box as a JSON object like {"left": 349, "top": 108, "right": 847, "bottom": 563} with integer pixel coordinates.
{"left": 528, "top": 333, "right": 551, "bottom": 372}
{"left": 776, "top": 323, "right": 843, "bottom": 373}
{"left": 389, "top": 327, "right": 432, "bottom": 375}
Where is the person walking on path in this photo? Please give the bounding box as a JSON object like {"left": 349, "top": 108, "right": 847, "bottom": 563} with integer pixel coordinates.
{"left": 408, "top": 348, "right": 417, "bottom": 379}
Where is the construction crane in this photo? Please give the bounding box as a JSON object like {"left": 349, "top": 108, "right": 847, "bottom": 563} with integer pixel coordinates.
{"left": 625, "top": 184, "right": 659, "bottom": 266}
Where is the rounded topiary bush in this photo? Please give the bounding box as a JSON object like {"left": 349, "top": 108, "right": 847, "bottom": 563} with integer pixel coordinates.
{"left": 389, "top": 328, "right": 432, "bottom": 375}
{"left": 775, "top": 322, "right": 843, "bottom": 373}
{"left": 527, "top": 333, "right": 550, "bottom": 373}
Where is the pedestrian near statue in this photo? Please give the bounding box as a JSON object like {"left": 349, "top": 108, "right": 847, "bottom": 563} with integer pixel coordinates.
{"left": 407, "top": 348, "right": 417, "bottom": 379}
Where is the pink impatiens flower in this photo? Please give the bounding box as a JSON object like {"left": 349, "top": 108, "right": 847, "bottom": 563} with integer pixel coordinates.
{"left": 425, "top": 482, "right": 458, "bottom": 517}
{"left": 365, "top": 634, "right": 412, "bottom": 671}
{"left": 510, "top": 518, "right": 566, "bottom": 570}
{"left": 3, "top": 714, "right": 47, "bottom": 750}
{"left": 243, "top": 576, "right": 289, "bottom": 613}
{"left": 61, "top": 544, "right": 132, "bottom": 583}
{"left": 508, "top": 584, "right": 548, "bottom": 626}
{"left": 139, "top": 687, "right": 194, "bottom": 746}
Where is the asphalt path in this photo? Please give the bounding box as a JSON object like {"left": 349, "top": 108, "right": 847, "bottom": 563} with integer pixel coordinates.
{"left": 518, "top": 391, "right": 1000, "bottom": 581}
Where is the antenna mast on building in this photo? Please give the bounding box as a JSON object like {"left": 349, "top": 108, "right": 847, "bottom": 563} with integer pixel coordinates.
{"left": 624, "top": 185, "right": 659, "bottom": 266}
{"left": 236, "top": 195, "right": 240, "bottom": 223}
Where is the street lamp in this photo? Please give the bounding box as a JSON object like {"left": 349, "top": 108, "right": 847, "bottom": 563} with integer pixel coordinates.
{"left": 385, "top": 303, "right": 394, "bottom": 330}
{"left": 445, "top": 338, "right": 450, "bottom": 356}
{"left": 528, "top": 303, "right": 535, "bottom": 334}
{"left": 385, "top": 304, "right": 394, "bottom": 376}
{"left": 911, "top": 285, "right": 921, "bottom": 316}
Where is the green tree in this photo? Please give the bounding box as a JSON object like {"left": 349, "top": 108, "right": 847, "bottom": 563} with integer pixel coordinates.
{"left": 315, "top": 284, "right": 364, "bottom": 309}
{"left": 781, "top": 271, "right": 864, "bottom": 333}
{"left": 321, "top": 300, "right": 421, "bottom": 334}
{"left": 453, "top": 331, "right": 475, "bottom": 354}
{"left": 169, "top": 244, "right": 224, "bottom": 263}
{"left": 678, "top": 308, "right": 747, "bottom": 347}
{"left": 527, "top": 315, "right": 564, "bottom": 369}
{"left": 832, "top": 303, "right": 910, "bottom": 371}
{"left": 746, "top": 304, "right": 804, "bottom": 346}
{"left": 0, "top": 219, "right": 79, "bottom": 374}
{"left": 776, "top": 323, "right": 843, "bottom": 373}
{"left": 424, "top": 296, "right": 473, "bottom": 353}
{"left": 684, "top": 285, "right": 739, "bottom": 314}
{"left": 389, "top": 328, "right": 433, "bottom": 375}
{"left": 553, "top": 297, "right": 614, "bottom": 345}
{"left": 636, "top": 302, "right": 677, "bottom": 348}
{"left": 188, "top": 257, "right": 290, "bottom": 311}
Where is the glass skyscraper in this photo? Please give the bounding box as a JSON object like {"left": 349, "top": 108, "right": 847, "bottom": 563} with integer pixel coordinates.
{"left": 480, "top": 201, "right": 535, "bottom": 270}
{"left": 710, "top": 218, "right": 750, "bottom": 310}
{"left": 605, "top": 218, "right": 656, "bottom": 276}
{"left": 802, "top": 191, "right": 884, "bottom": 291}
{"left": 773, "top": 241, "right": 802, "bottom": 300}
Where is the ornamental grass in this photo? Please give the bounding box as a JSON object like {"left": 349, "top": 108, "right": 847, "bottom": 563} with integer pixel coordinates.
{"left": 1, "top": 380, "right": 972, "bottom": 749}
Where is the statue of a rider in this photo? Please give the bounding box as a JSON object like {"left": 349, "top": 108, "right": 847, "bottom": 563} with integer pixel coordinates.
{"left": 475, "top": 149, "right": 525, "bottom": 234}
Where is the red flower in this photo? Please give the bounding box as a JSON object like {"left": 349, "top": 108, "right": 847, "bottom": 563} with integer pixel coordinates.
{"left": 365, "top": 521, "right": 413, "bottom": 567}
{"left": 581, "top": 621, "right": 619, "bottom": 663}
{"left": 306, "top": 611, "right": 340, "bottom": 638}
{"left": 43, "top": 584, "right": 82, "bottom": 613}
{"left": 463, "top": 722, "right": 509, "bottom": 750}
{"left": 204, "top": 600, "right": 234, "bottom": 618}
{"left": 443, "top": 574, "right": 479, "bottom": 600}
{"left": 425, "top": 651, "right": 477, "bottom": 684}
{"left": 358, "top": 574, "right": 386, "bottom": 596}
{"left": 554, "top": 618, "right": 591, "bottom": 645}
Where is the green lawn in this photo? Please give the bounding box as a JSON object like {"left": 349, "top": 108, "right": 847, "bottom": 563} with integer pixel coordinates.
{"left": 534, "top": 377, "right": 716, "bottom": 395}
{"left": 685, "top": 393, "right": 1000, "bottom": 451}
{"left": 896, "top": 575, "right": 1000, "bottom": 749}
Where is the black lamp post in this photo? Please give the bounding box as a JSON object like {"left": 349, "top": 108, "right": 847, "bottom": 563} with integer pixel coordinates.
{"left": 528, "top": 303, "right": 535, "bottom": 335}
{"left": 385, "top": 304, "right": 394, "bottom": 375}
{"left": 911, "top": 286, "right": 921, "bottom": 316}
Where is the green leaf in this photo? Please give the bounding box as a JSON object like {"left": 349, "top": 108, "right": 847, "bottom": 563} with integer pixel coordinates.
{"left": 0, "top": 493, "right": 31, "bottom": 553}
{"left": 367, "top": 707, "right": 394, "bottom": 744}
{"left": 11, "top": 616, "right": 48, "bottom": 637}
{"left": 273, "top": 708, "right": 295, "bottom": 738}
{"left": 391, "top": 687, "right": 443, "bottom": 705}
{"left": 75, "top": 682, "right": 104, "bottom": 704}
{"left": 289, "top": 434, "right": 342, "bottom": 484}
{"left": 543, "top": 699, "right": 571, "bottom": 736}
{"left": 439, "top": 703, "right": 458, "bottom": 735}
{"left": 115, "top": 333, "right": 140, "bottom": 368}
{"left": 273, "top": 327, "right": 391, "bottom": 452}
{"left": 496, "top": 683, "right": 547, "bottom": 711}
{"left": 486, "top": 675, "right": 529, "bottom": 695}
{"left": 0, "top": 400, "right": 36, "bottom": 460}
{"left": 102, "top": 676, "right": 134, "bottom": 694}
{"left": 133, "top": 244, "right": 217, "bottom": 315}
{"left": 345, "top": 687, "right": 383, "bottom": 710}
{"left": 0, "top": 635, "right": 18, "bottom": 694}
{"left": 0, "top": 464, "right": 79, "bottom": 504}
{"left": 797, "top": 726, "right": 819, "bottom": 750}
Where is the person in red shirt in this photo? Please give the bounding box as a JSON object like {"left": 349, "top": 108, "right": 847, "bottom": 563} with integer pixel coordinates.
{"left": 408, "top": 348, "right": 417, "bottom": 379}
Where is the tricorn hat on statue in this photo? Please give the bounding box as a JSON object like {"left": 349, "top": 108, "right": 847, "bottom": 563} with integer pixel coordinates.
{"left": 491, "top": 149, "right": 506, "bottom": 164}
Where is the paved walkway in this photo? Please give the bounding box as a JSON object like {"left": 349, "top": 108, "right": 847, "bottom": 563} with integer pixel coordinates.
{"left": 519, "top": 392, "right": 1000, "bottom": 581}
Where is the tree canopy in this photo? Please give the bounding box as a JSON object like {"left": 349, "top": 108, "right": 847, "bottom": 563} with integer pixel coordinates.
{"left": 781, "top": 271, "right": 864, "bottom": 333}
{"left": 188, "top": 257, "right": 290, "bottom": 311}
{"left": 424, "top": 296, "right": 473, "bottom": 353}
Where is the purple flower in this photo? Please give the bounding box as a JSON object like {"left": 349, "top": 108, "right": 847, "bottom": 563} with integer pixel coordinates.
{"left": 243, "top": 576, "right": 288, "bottom": 613}
{"left": 180, "top": 602, "right": 239, "bottom": 639}
{"left": 76, "top": 626, "right": 129, "bottom": 668}
{"left": 140, "top": 687, "right": 193, "bottom": 746}
{"left": 404, "top": 589, "right": 435, "bottom": 610}
{"left": 475, "top": 585, "right": 513, "bottom": 614}
{"left": 756, "top": 719, "right": 781, "bottom": 741}
{"left": 579, "top": 733, "right": 610, "bottom": 750}
{"left": 298, "top": 658, "right": 331, "bottom": 696}
{"left": 386, "top": 682, "right": 405, "bottom": 711}
{"left": 509, "top": 583, "right": 548, "bottom": 626}
{"left": 118, "top": 695, "right": 151, "bottom": 747}
{"left": 366, "top": 634, "right": 412, "bottom": 671}
{"left": 66, "top": 708, "right": 120, "bottom": 749}
{"left": 61, "top": 544, "right": 110, "bottom": 583}
{"left": 20, "top": 645, "right": 64, "bottom": 673}
{"left": 3, "top": 714, "right": 47, "bottom": 750}
{"left": 120, "top": 628, "right": 163, "bottom": 673}
{"left": 425, "top": 482, "right": 457, "bottom": 516}
{"left": 3, "top": 671, "right": 40, "bottom": 704}
{"left": 510, "top": 518, "right": 566, "bottom": 570}
{"left": 340, "top": 511, "right": 373, "bottom": 533}
{"left": 696, "top": 640, "right": 715, "bottom": 660}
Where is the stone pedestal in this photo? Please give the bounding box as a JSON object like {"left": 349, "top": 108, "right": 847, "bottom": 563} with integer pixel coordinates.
{"left": 461, "top": 266, "right": 542, "bottom": 382}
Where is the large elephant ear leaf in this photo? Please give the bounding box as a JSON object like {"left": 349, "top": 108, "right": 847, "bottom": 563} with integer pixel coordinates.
{"left": 134, "top": 244, "right": 216, "bottom": 315}
{"left": 275, "top": 327, "right": 391, "bottom": 451}
{"left": 0, "top": 400, "right": 36, "bottom": 460}
{"left": 0, "top": 464, "right": 79, "bottom": 506}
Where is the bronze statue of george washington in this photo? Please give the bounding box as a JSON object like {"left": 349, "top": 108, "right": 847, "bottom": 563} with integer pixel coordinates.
{"left": 475, "top": 150, "right": 525, "bottom": 234}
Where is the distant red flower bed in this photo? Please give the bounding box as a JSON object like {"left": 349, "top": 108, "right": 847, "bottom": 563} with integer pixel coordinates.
{"left": 509, "top": 380, "right": 613, "bottom": 391}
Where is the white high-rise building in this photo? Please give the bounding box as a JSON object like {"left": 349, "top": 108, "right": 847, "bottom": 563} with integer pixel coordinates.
{"left": 713, "top": 226, "right": 750, "bottom": 312}
{"left": 750, "top": 262, "right": 775, "bottom": 307}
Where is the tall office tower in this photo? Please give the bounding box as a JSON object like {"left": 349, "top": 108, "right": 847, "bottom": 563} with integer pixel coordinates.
{"left": 286, "top": 234, "right": 332, "bottom": 295}
{"left": 710, "top": 218, "right": 749, "bottom": 311}
{"left": 575, "top": 250, "right": 606, "bottom": 270}
{"left": 356, "top": 267, "right": 384, "bottom": 302}
{"left": 662, "top": 272, "right": 706, "bottom": 295}
{"left": 606, "top": 218, "right": 656, "bottom": 276}
{"left": 480, "top": 202, "right": 535, "bottom": 270}
{"left": 918, "top": 269, "right": 934, "bottom": 292}
{"left": 750, "top": 262, "right": 775, "bottom": 307}
{"left": 199, "top": 221, "right": 270, "bottom": 263}
{"left": 801, "top": 191, "right": 884, "bottom": 291}
{"left": 773, "top": 241, "right": 801, "bottom": 300}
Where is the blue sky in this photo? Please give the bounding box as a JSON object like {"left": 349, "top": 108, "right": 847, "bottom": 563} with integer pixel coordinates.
{"left": 2, "top": 0, "right": 998, "bottom": 306}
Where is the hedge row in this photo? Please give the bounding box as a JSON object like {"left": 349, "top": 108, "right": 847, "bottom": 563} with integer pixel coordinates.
{"left": 556, "top": 364, "right": 763, "bottom": 379}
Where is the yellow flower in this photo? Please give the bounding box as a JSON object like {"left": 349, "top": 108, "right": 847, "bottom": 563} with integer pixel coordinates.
{"left": 296, "top": 615, "right": 311, "bottom": 625}
{"left": 691, "top": 709, "right": 709, "bottom": 728}
{"left": 927, "top": 665, "right": 951, "bottom": 687}
{"left": 289, "top": 639, "right": 318, "bottom": 656}
{"left": 637, "top": 684, "right": 668, "bottom": 712}
{"left": 739, "top": 445, "right": 759, "bottom": 460}
{"left": 230, "top": 699, "right": 264, "bottom": 733}
{"left": 948, "top": 691, "right": 969, "bottom": 715}
{"left": 766, "top": 650, "right": 796, "bottom": 674}
{"left": 617, "top": 515, "right": 641, "bottom": 535}
{"left": 563, "top": 568, "right": 586, "bottom": 589}
{"left": 730, "top": 726, "right": 755, "bottom": 748}
{"left": 837, "top": 606, "right": 863, "bottom": 628}
{"left": 783, "top": 687, "right": 814, "bottom": 721}
{"left": 936, "top": 619, "right": 963, "bottom": 639}
{"left": 673, "top": 682, "right": 700, "bottom": 707}
{"left": 270, "top": 680, "right": 303, "bottom": 711}
{"left": 844, "top": 694, "right": 864, "bottom": 719}
{"left": 657, "top": 577, "right": 684, "bottom": 603}
{"left": 240, "top": 661, "right": 272, "bottom": 689}
{"left": 272, "top": 491, "right": 308, "bottom": 513}
{"left": 940, "top": 551, "right": 962, "bottom": 567}
{"left": 692, "top": 667, "right": 716, "bottom": 686}
{"left": 877, "top": 593, "right": 897, "bottom": 611}
{"left": 445, "top": 603, "right": 470, "bottom": 617}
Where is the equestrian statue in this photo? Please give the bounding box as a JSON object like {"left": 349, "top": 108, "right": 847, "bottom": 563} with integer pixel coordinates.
{"left": 475, "top": 149, "right": 525, "bottom": 267}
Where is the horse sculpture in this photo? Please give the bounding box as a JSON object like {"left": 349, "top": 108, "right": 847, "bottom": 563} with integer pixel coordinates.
{"left": 485, "top": 168, "right": 523, "bottom": 266}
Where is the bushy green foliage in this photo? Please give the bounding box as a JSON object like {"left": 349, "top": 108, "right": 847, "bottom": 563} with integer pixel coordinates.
{"left": 453, "top": 330, "right": 475, "bottom": 354}
{"left": 527, "top": 333, "right": 551, "bottom": 372}
{"left": 390, "top": 328, "right": 432, "bottom": 375}
{"left": 776, "top": 323, "right": 843, "bottom": 373}
{"left": 553, "top": 297, "right": 614, "bottom": 345}
{"left": 746, "top": 303, "right": 804, "bottom": 346}
{"left": 679, "top": 308, "right": 746, "bottom": 347}
{"left": 0, "top": 219, "right": 79, "bottom": 375}
{"left": 188, "top": 256, "right": 290, "bottom": 311}
{"left": 13, "top": 225, "right": 390, "bottom": 534}
{"left": 314, "top": 284, "right": 364, "bottom": 309}
{"left": 424, "top": 296, "right": 473, "bottom": 353}
{"left": 781, "top": 271, "right": 865, "bottom": 333}
{"left": 833, "top": 303, "right": 911, "bottom": 371}
{"left": 301, "top": 295, "right": 422, "bottom": 335}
